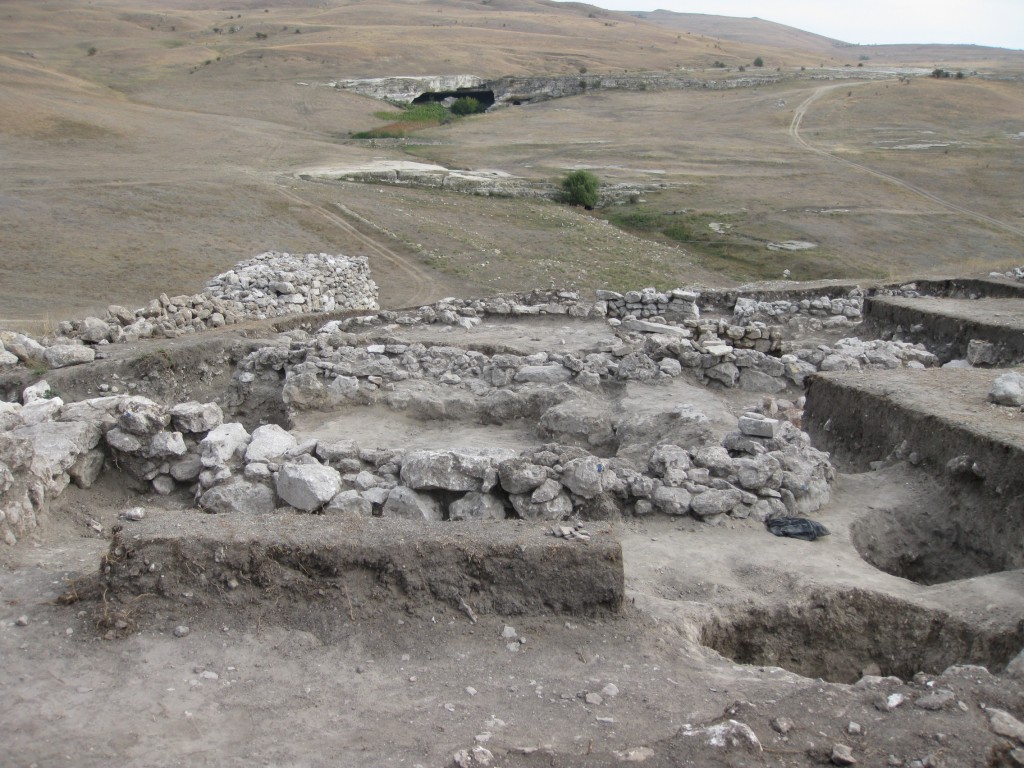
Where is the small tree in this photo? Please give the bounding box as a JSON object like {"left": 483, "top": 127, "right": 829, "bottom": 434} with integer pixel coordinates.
{"left": 753, "top": 56, "right": 764, "bottom": 67}
{"left": 561, "top": 170, "right": 600, "bottom": 209}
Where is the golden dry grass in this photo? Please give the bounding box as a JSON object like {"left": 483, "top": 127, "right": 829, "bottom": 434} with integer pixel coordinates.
{"left": 1, "top": 0, "right": 1022, "bottom": 331}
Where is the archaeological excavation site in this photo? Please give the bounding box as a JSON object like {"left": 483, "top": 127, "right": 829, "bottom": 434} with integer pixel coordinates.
{"left": 2, "top": 251, "right": 1023, "bottom": 767}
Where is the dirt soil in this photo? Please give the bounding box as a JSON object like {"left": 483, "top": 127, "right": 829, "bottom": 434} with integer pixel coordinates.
{"left": 3, "top": 320, "right": 1024, "bottom": 767}
{"left": 3, "top": 466, "right": 1024, "bottom": 767}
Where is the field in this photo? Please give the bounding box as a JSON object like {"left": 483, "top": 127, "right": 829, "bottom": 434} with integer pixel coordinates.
{"left": 2, "top": 0, "right": 1023, "bottom": 333}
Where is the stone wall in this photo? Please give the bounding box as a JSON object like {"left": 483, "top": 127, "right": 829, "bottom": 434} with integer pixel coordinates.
{"left": 0, "top": 253, "right": 378, "bottom": 368}
{"left": 0, "top": 380, "right": 834, "bottom": 548}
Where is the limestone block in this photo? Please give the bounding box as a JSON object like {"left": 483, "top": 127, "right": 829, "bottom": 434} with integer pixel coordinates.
{"left": 199, "top": 480, "right": 276, "bottom": 514}
{"left": 276, "top": 463, "right": 343, "bottom": 511}
{"left": 245, "top": 424, "right": 298, "bottom": 463}
{"left": 382, "top": 486, "right": 443, "bottom": 521}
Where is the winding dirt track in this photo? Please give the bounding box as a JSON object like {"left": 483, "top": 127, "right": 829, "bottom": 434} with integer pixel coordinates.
{"left": 789, "top": 83, "right": 1024, "bottom": 240}
{"left": 269, "top": 184, "right": 444, "bottom": 309}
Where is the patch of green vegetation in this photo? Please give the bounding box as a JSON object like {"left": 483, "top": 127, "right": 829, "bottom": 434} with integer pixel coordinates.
{"left": 601, "top": 205, "right": 874, "bottom": 281}
{"left": 351, "top": 127, "right": 411, "bottom": 139}
{"left": 561, "top": 170, "right": 600, "bottom": 209}
{"left": 374, "top": 103, "right": 451, "bottom": 123}
{"left": 161, "top": 39, "right": 186, "bottom": 48}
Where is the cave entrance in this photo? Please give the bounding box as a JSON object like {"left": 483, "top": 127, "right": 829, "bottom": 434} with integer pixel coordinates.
{"left": 412, "top": 89, "right": 496, "bottom": 109}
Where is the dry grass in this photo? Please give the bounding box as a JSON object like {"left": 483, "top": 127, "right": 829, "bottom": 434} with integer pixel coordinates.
{"left": 1, "top": 0, "right": 1023, "bottom": 330}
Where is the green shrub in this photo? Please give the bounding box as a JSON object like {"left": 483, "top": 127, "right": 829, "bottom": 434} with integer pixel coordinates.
{"left": 561, "top": 170, "right": 600, "bottom": 209}
{"left": 753, "top": 56, "right": 764, "bottom": 67}
{"left": 451, "top": 96, "right": 485, "bottom": 116}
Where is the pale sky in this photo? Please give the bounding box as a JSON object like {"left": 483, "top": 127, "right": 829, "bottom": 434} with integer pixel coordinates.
{"left": 566, "top": 1, "right": 1024, "bottom": 50}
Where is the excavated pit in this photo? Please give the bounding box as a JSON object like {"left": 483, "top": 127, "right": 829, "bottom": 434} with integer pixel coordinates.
{"left": 804, "top": 367, "right": 1024, "bottom": 585}
{"left": 700, "top": 588, "right": 1024, "bottom": 684}
{"left": 849, "top": 498, "right": 1014, "bottom": 584}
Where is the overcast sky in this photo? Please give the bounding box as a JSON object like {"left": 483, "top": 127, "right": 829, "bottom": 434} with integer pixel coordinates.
{"left": 567, "top": 1, "right": 1024, "bottom": 50}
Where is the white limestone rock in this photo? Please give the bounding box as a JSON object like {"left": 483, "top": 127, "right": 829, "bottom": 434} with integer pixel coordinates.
{"left": 449, "top": 492, "right": 506, "bottom": 521}
{"left": 170, "top": 401, "right": 224, "bottom": 433}
{"left": 275, "top": 462, "right": 342, "bottom": 511}
{"left": 990, "top": 372, "right": 1024, "bottom": 407}
{"left": 382, "top": 486, "right": 443, "bottom": 521}
{"left": 200, "top": 423, "right": 251, "bottom": 468}
{"left": 246, "top": 424, "right": 298, "bottom": 463}
{"left": 43, "top": 344, "right": 95, "bottom": 368}
{"left": 199, "top": 480, "right": 276, "bottom": 514}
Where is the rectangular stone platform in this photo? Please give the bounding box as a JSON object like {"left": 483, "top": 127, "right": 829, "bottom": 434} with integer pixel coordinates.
{"left": 864, "top": 296, "right": 1024, "bottom": 364}
{"left": 100, "top": 514, "right": 624, "bottom": 624}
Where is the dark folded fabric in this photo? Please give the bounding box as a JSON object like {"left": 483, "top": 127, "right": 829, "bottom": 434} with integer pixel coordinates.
{"left": 766, "top": 516, "right": 831, "bottom": 541}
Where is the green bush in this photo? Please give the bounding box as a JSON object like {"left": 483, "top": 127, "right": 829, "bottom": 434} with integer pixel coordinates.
{"left": 561, "top": 170, "right": 600, "bottom": 209}
{"left": 753, "top": 56, "right": 764, "bottom": 67}
{"left": 451, "top": 96, "right": 485, "bottom": 116}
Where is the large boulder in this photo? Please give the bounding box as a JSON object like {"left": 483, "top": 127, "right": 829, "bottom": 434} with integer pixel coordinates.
{"left": 514, "top": 364, "right": 572, "bottom": 384}
{"left": 13, "top": 420, "right": 102, "bottom": 493}
{"left": 649, "top": 445, "right": 692, "bottom": 486}
{"left": 200, "top": 423, "right": 251, "bottom": 468}
{"left": 170, "top": 401, "right": 224, "bottom": 433}
{"left": 324, "top": 490, "right": 372, "bottom": 517}
{"left": 147, "top": 431, "right": 187, "bottom": 458}
{"left": 43, "top": 344, "right": 95, "bottom": 368}
{"left": 401, "top": 450, "right": 512, "bottom": 492}
{"left": 275, "top": 463, "right": 342, "bottom": 512}
{"left": 652, "top": 485, "right": 692, "bottom": 516}
{"left": 117, "top": 396, "right": 170, "bottom": 436}
{"left": 382, "top": 486, "right": 443, "bottom": 521}
{"left": 199, "top": 480, "right": 276, "bottom": 514}
{"left": 59, "top": 396, "right": 128, "bottom": 432}
{"left": 561, "top": 456, "right": 615, "bottom": 499}
{"left": 990, "top": 372, "right": 1024, "bottom": 407}
{"left": 509, "top": 489, "right": 572, "bottom": 520}
{"left": 449, "top": 492, "right": 506, "bottom": 521}
{"left": 537, "top": 401, "right": 616, "bottom": 453}
{"left": 80, "top": 316, "right": 112, "bottom": 344}
{"left": 497, "top": 457, "right": 548, "bottom": 495}
{"left": 690, "top": 488, "right": 743, "bottom": 518}
{"left": 246, "top": 424, "right": 298, "bottom": 463}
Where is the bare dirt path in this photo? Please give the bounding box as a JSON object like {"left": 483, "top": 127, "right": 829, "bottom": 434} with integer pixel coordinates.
{"left": 268, "top": 183, "right": 446, "bottom": 309}
{"left": 789, "top": 82, "right": 1024, "bottom": 240}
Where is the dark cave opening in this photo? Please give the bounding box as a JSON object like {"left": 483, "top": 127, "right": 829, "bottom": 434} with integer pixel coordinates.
{"left": 411, "top": 89, "right": 496, "bottom": 109}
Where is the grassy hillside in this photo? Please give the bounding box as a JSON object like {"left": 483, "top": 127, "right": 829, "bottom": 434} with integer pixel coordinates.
{"left": 1, "top": 0, "right": 1022, "bottom": 331}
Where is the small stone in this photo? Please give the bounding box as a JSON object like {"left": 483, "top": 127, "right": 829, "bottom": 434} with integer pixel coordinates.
{"left": 506, "top": 642, "right": 520, "bottom": 653}
{"left": 173, "top": 625, "right": 190, "bottom": 638}
{"left": 848, "top": 722, "right": 862, "bottom": 736}
{"left": 465, "top": 686, "right": 478, "bottom": 696}
{"left": 914, "top": 689, "right": 955, "bottom": 711}
{"left": 831, "top": 743, "right": 857, "bottom": 765}
{"left": 501, "top": 625, "right": 517, "bottom": 640}
{"left": 200, "top": 670, "right": 219, "bottom": 681}
{"left": 121, "top": 506, "right": 146, "bottom": 521}
{"left": 875, "top": 692, "right": 906, "bottom": 711}
{"left": 771, "top": 717, "right": 793, "bottom": 735}
{"left": 601, "top": 683, "right": 619, "bottom": 698}
{"left": 15, "top": 615, "right": 29, "bottom": 627}
{"left": 585, "top": 692, "right": 604, "bottom": 706}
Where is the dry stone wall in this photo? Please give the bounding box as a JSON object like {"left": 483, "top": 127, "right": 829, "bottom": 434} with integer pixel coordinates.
{"left": 0, "top": 253, "right": 377, "bottom": 368}
{"left": 0, "top": 376, "right": 835, "bottom": 548}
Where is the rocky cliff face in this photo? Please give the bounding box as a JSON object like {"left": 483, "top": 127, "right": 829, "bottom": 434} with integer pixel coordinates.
{"left": 332, "top": 72, "right": 783, "bottom": 107}
{"left": 333, "top": 74, "right": 485, "bottom": 102}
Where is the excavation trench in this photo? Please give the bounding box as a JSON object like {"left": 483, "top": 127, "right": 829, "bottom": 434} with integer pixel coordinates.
{"left": 700, "top": 587, "right": 1024, "bottom": 684}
